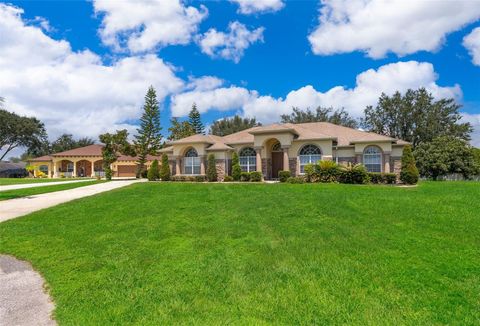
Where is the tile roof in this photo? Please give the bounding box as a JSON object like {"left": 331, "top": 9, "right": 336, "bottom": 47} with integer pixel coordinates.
{"left": 52, "top": 144, "right": 104, "bottom": 156}
{"left": 29, "top": 155, "right": 53, "bottom": 162}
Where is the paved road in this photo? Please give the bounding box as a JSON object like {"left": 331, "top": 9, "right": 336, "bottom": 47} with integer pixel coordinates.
{"left": 0, "top": 179, "right": 142, "bottom": 223}
{"left": 0, "top": 255, "right": 56, "bottom": 325}
{"left": 0, "top": 179, "right": 92, "bottom": 192}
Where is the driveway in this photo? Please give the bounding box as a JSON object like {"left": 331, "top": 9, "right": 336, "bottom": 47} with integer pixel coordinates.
{"left": 0, "top": 179, "right": 143, "bottom": 223}
{"left": 0, "top": 179, "right": 92, "bottom": 192}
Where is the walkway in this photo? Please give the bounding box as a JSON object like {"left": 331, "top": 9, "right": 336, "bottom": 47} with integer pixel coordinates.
{"left": 0, "top": 255, "right": 56, "bottom": 325}
{"left": 0, "top": 179, "right": 92, "bottom": 192}
{"left": 0, "top": 179, "right": 142, "bottom": 223}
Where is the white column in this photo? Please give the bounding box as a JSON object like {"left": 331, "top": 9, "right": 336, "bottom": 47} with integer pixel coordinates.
{"left": 255, "top": 147, "right": 262, "bottom": 173}
{"left": 73, "top": 160, "right": 77, "bottom": 178}
{"left": 176, "top": 157, "right": 181, "bottom": 175}
{"left": 200, "top": 155, "right": 206, "bottom": 175}
{"left": 53, "top": 161, "right": 58, "bottom": 178}
{"left": 91, "top": 161, "right": 95, "bottom": 177}
{"left": 282, "top": 147, "right": 289, "bottom": 172}
{"left": 384, "top": 152, "right": 391, "bottom": 173}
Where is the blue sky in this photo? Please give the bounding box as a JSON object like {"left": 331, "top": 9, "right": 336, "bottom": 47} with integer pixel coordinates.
{"left": 1, "top": 0, "right": 480, "bottom": 148}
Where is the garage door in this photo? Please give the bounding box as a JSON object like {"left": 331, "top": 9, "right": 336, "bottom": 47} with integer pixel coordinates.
{"left": 117, "top": 165, "right": 137, "bottom": 177}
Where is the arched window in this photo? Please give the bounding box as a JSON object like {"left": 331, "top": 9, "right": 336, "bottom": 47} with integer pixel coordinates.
{"left": 363, "top": 146, "right": 382, "bottom": 172}
{"left": 39, "top": 165, "right": 48, "bottom": 174}
{"left": 299, "top": 145, "right": 322, "bottom": 173}
{"left": 184, "top": 148, "right": 201, "bottom": 175}
{"left": 239, "top": 147, "right": 256, "bottom": 172}
{"left": 271, "top": 141, "right": 281, "bottom": 152}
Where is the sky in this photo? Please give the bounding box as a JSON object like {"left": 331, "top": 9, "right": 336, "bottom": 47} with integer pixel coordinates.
{"left": 1, "top": 0, "right": 480, "bottom": 156}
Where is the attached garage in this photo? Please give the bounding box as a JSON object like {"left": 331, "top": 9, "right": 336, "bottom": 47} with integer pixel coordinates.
{"left": 117, "top": 165, "right": 137, "bottom": 177}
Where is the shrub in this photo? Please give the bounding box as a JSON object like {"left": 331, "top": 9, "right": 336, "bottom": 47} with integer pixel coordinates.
{"left": 303, "top": 163, "right": 318, "bottom": 183}
{"left": 317, "top": 160, "right": 340, "bottom": 183}
{"left": 368, "top": 172, "right": 385, "bottom": 184}
{"left": 385, "top": 173, "right": 397, "bottom": 184}
{"left": 338, "top": 163, "right": 369, "bottom": 184}
{"left": 232, "top": 152, "right": 241, "bottom": 181}
{"left": 159, "top": 153, "right": 170, "bottom": 181}
{"left": 207, "top": 154, "right": 218, "bottom": 182}
{"left": 250, "top": 171, "right": 262, "bottom": 182}
{"left": 278, "top": 170, "right": 291, "bottom": 182}
{"left": 223, "top": 175, "right": 234, "bottom": 182}
{"left": 287, "top": 176, "right": 305, "bottom": 184}
{"left": 60, "top": 173, "right": 66, "bottom": 178}
{"left": 194, "top": 175, "right": 206, "bottom": 182}
{"left": 240, "top": 171, "right": 250, "bottom": 182}
{"left": 141, "top": 169, "right": 148, "bottom": 178}
{"left": 147, "top": 160, "right": 159, "bottom": 181}
{"left": 400, "top": 145, "right": 419, "bottom": 184}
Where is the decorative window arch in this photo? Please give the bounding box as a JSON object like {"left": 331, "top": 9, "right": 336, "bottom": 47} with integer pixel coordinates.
{"left": 184, "top": 148, "right": 201, "bottom": 175}
{"left": 271, "top": 141, "right": 282, "bottom": 152}
{"left": 363, "top": 146, "right": 382, "bottom": 172}
{"left": 239, "top": 147, "right": 256, "bottom": 172}
{"left": 299, "top": 144, "right": 322, "bottom": 173}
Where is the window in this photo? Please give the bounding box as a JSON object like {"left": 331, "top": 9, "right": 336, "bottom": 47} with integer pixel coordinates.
{"left": 363, "top": 146, "right": 382, "bottom": 172}
{"left": 39, "top": 165, "right": 48, "bottom": 174}
{"left": 239, "top": 147, "right": 256, "bottom": 172}
{"left": 299, "top": 145, "right": 321, "bottom": 173}
{"left": 66, "top": 162, "right": 74, "bottom": 172}
{"left": 271, "top": 141, "right": 281, "bottom": 152}
{"left": 184, "top": 148, "right": 201, "bottom": 175}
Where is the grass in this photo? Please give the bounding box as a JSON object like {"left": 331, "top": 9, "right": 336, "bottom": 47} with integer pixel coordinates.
{"left": 0, "top": 182, "right": 479, "bottom": 324}
{"left": 0, "top": 180, "right": 105, "bottom": 201}
{"left": 0, "top": 178, "right": 87, "bottom": 186}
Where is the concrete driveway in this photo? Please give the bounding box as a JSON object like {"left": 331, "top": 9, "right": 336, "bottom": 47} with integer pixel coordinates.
{"left": 0, "top": 179, "right": 143, "bottom": 223}
{"left": 0, "top": 179, "right": 93, "bottom": 192}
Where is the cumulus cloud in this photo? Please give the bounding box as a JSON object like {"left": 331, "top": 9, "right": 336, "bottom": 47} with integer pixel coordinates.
{"left": 0, "top": 3, "right": 183, "bottom": 140}
{"left": 462, "top": 113, "right": 480, "bottom": 147}
{"left": 463, "top": 27, "right": 480, "bottom": 66}
{"left": 93, "top": 0, "right": 207, "bottom": 53}
{"left": 172, "top": 61, "right": 462, "bottom": 123}
{"left": 230, "top": 0, "right": 284, "bottom": 14}
{"left": 197, "top": 21, "right": 264, "bottom": 63}
{"left": 308, "top": 0, "right": 480, "bottom": 58}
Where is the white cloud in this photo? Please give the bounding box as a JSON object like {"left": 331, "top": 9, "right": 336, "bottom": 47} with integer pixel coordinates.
{"left": 230, "top": 0, "right": 284, "bottom": 14}
{"left": 308, "top": 0, "right": 480, "bottom": 58}
{"left": 93, "top": 0, "right": 207, "bottom": 53}
{"left": 0, "top": 3, "right": 183, "bottom": 140}
{"left": 462, "top": 113, "right": 480, "bottom": 147}
{"left": 463, "top": 27, "right": 480, "bottom": 66}
{"left": 172, "top": 61, "right": 462, "bottom": 123}
{"left": 197, "top": 21, "right": 264, "bottom": 63}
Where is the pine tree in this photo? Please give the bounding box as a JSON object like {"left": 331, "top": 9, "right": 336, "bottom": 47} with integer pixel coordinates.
{"left": 400, "top": 145, "right": 419, "bottom": 184}
{"left": 207, "top": 154, "right": 217, "bottom": 182}
{"left": 167, "top": 117, "right": 195, "bottom": 140}
{"left": 134, "top": 86, "right": 162, "bottom": 177}
{"left": 160, "top": 153, "right": 171, "bottom": 181}
{"left": 232, "top": 151, "right": 241, "bottom": 181}
{"left": 188, "top": 103, "right": 204, "bottom": 134}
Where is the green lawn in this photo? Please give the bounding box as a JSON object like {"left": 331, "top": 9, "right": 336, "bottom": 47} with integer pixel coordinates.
{"left": 0, "top": 180, "right": 105, "bottom": 201}
{"left": 0, "top": 178, "right": 88, "bottom": 186}
{"left": 0, "top": 182, "right": 479, "bottom": 324}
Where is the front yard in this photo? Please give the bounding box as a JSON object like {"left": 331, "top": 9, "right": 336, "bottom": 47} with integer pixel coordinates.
{"left": 0, "top": 177, "right": 86, "bottom": 186}
{"left": 0, "top": 182, "right": 479, "bottom": 324}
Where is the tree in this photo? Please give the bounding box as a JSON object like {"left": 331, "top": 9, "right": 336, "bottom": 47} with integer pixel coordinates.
{"left": 473, "top": 148, "right": 480, "bottom": 168}
{"left": 0, "top": 109, "right": 48, "bottom": 161}
{"left": 207, "top": 153, "right": 217, "bottom": 182}
{"left": 400, "top": 145, "right": 419, "bottom": 184}
{"left": 99, "top": 130, "right": 136, "bottom": 180}
{"left": 362, "top": 88, "right": 472, "bottom": 148}
{"left": 231, "top": 151, "right": 241, "bottom": 181}
{"left": 280, "top": 107, "right": 358, "bottom": 128}
{"left": 188, "top": 103, "right": 204, "bottom": 134}
{"left": 414, "top": 136, "right": 479, "bottom": 180}
{"left": 160, "top": 153, "right": 171, "bottom": 181}
{"left": 134, "top": 86, "right": 162, "bottom": 177}
{"left": 147, "top": 159, "right": 159, "bottom": 181}
{"left": 167, "top": 117, "right": 195, "bottom": 141}
{"left": 210, "top": 115, "right": 261, "bottom": 136}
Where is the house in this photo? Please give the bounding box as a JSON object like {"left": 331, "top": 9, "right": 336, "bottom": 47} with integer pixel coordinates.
{"left": 0, "top": 161, "right": 28, "bottom": 178}
{"left": 27, "top": 122, "right": 408, "bottom": 180}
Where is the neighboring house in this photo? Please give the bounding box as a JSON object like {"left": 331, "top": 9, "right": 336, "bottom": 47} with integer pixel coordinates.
{"left": 27, "top": 122, "right": 408, "bottom": 180}
{"left": 0, "top": 161, "right": 28, "bottom": 178}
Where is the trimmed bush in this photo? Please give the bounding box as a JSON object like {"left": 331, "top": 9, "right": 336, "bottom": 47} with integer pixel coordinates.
{"left": 317, "top": 160, "right": 340, "bottom": 183}
{"left": 287, "top": 176, "right": 305, "bottom": 184}
{"left": 147, "top": 160, "right": 159, "bottom": 181}
{"left": 194, "top": 175, "right": 206, "bottom": 182}
{"left": 400, "top": 145, "right": 419, "bottom": 185}
{"left": 385, "top": 173, "right": 397, "bottom": 184}
{"left": 207, "top": 154, "right": 218, "bottom": 182}
{"left": 338, "top": 163, "right": 369, "bottom": 184}
{"left": 223, "top": 175, "right": 234, "bottom": 182}
{"left": 232, "top": 152, "right": 241, "bottom": 181}
{"left": 368, "top": 172, "right": 385, "bottom": 184}
{"left": 250, "top": 171, "right": 262, "bottom": 182}
{"left": 278, "top": 170, "right": 291, "bottom": 183}
{"left": 159, "top": 153, "right": 170, "bottom": 181}
{"left": 240, "top": 171, "right": 250, "bottom": 182}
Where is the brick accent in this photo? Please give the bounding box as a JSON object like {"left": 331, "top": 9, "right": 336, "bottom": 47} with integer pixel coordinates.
{"left": 391, "top": 157, "right": 402, "bottom": 176}
{"left": 262, "top": 158, "right": 271, "bottom": 179}
{"left": 289, "top": 158, "right": 297, "bottom": 176}
{"left": 215, "top": 159, "right": 226, "bottom": 181}
{"left": 169, "top": 160, "right": 176, "bottom": 175}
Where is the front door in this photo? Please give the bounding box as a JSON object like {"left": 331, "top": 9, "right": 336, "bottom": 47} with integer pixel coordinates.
{"left": 271, "top": 152, "right": 283, "bottom": 179}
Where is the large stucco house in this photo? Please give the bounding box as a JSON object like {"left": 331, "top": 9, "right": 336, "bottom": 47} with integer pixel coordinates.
{"left": 28, "top": 122, "right": 408, "bottom": 180}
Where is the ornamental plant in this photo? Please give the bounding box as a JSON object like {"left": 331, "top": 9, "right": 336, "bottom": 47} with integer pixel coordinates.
{"left": 400, "top": 145, "right": 419, "bottom": 184}
{"left": 159, "top": 153, "right": 170, "bottom": 181}
{"left": 249, "top": 171, "right": 262, "bottom": 182}
{"left": 232, "top": 151, "right": 241, "bottom": 181}
{"left": 278, "top": 170, "right": 291, "bottom": 182}
{"left": 207, "top": 153, "right": 217, "bottom": 182}
{"left": 338, "top": 163, "right": 369, "bottom": 184}
{"left": 147, "top": 159, "right": 159, "bottom": 181}
{"left": 317, "top": 160, "right": 340, "bottom": 183}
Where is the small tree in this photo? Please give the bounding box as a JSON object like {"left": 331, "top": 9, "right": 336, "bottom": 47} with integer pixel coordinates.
{"left": 232, "top": 151, "right": 241, "bottom": 181}
{"left": 207, "top": 154, "right": 217, "bottom": 182}
{"left": 99, "top": 130, "right": 135, "bottom": 180}
{"left": 400, "top": 145, "right": 419, "bottom": 184}
{"left": 147, "top": 159, "right": 159, "bottom": 181}
{"left": 188, "top": 103, "right": 205, "bottom": 134}
{"left": 160, "top": 153, "right": 171, "bottom": 181}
